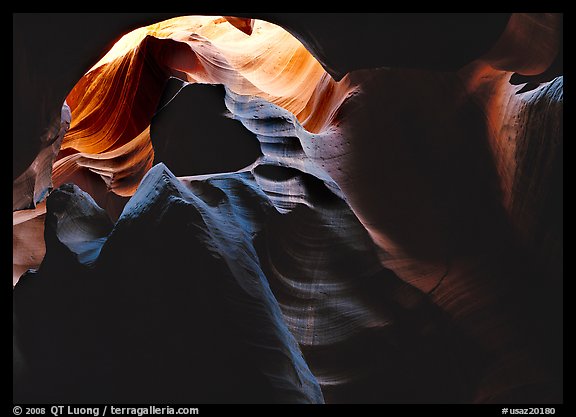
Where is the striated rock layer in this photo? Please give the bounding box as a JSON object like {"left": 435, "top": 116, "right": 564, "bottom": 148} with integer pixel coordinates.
{"left": 14, "top": 165, "right": 324, "bottom": 404}
{"left": 13, "top": 13, "right": 562, "bottom": 403}
{"left": 223, "top": 81, "right": 563, "bottom": 402}
{"left": 15, "top": 163, "right": 490, "bottom": 403}
{"left": 13, "top": 15, "right": 357, "bottom": 286}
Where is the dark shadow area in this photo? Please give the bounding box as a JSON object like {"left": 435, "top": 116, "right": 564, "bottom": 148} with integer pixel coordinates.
{"left": 251, "top": 13, "right": 512, "bottom": 80}
{"left": 254, "top": 202, "right": 487, "bottom": 403}
{"left": 151, "top": 83, "right": 261, "bottom": 176}
{"left": 341, "top": 70, "right": 513, "bottom": 261}
{"left": 12, "top": 13, "right": 563, "bottom": 405}
{"left": 13, "top": 172, "right": 320, "bottom": 403}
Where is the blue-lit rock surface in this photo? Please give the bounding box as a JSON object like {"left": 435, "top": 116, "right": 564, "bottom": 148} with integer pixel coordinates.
{"left": 14, "top": 164, "right": 324, "bottom": 403}
{"left": 13, "top": 14, "right": 563, "bottom": 404}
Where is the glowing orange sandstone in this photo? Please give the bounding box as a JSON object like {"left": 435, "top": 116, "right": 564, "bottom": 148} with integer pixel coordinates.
{"left": 55, "top": 16, "right": 354, "bottom": 201}
{"left": 14, "top": 16, "right": 356, "bottom": 285}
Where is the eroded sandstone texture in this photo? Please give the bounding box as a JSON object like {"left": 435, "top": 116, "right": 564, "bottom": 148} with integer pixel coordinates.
{"left": 13, "top": 13, "right": 562, "bottom": 403}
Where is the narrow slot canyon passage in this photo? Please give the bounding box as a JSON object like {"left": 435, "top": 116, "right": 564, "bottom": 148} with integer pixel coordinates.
{"left": 13, "top": 13, "right": 563, "bottom": 404}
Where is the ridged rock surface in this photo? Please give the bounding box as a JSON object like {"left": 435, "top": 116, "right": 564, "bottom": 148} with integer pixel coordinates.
{"left": 224, "top": 80, "right": 563, "bottom": 402}
{"left": 12, "top": 103, "right": 71, "bottom": 211}
{"left": 13, "top": 13, "right": 562, "bottom": 403}
{"left": 13, "top": 166, "right": 324, "bottom": 403}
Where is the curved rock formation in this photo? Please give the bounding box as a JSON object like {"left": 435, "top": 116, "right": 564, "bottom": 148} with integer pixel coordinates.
{"left": 224, "top": 78, "right": 563, "bottom": 402}
{"left": 13, "top": 202, "right": 46, "bottom": 286}
{"left": 14, "top": 166, "right": 323, "bottom": 403}
{"left": 48, "top": 16, "right": 354, "bottom": 209}
{"left": 12, "top": 103, "right": 70, "bottom": 211}
{"left": 13, "top": 13, "right": 562, "bottom": 404}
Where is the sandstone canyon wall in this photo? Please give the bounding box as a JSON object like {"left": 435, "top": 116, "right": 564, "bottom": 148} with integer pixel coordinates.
{"left": 13, "top": 13, "right": 562, "bottom": 404}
